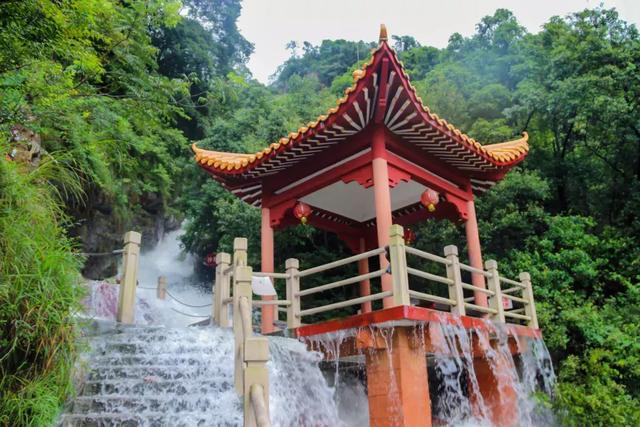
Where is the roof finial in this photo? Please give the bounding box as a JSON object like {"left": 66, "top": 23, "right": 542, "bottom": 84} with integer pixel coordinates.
{"left": 379, "top": 24, "right": 388, "bottom": 43}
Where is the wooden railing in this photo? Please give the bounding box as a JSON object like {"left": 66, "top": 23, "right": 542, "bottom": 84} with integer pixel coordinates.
{"left": 228, "top": 238, "right": 271, "bottom": 427}
{"left": 116, "top": 231, "right": 141, "bottom": 324}
{"left": 214, "top": 224, "right": 538, "bottom": 332}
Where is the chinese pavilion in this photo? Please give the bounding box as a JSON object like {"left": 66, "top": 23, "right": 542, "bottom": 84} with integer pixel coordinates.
{"left": 194, "top": 25, "right": 534, "bottom": 427}
{"left": 193, "top": 24, "right": 528, "bottom": 334}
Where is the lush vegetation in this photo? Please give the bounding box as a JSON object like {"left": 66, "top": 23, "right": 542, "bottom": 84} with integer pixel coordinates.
{"left": 1, "top": 0, "right": 639, "bottom": 425}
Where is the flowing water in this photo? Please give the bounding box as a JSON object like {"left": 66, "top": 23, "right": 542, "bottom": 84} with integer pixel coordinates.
{"left": 71, "top": 229, "right": 556, "bottom": 426}
{"left": 67, "top": 229, "right": 344, "bottom": 426}
{"left": 303, "top": 319, "right": 556, "bottom": 427}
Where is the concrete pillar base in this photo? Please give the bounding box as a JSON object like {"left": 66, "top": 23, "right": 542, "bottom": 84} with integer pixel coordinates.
{"left": 364, "top": 327, "right": 432, "bottom": 427}
{"left": 471, "top": 345, "right": 519, "bottom": 427}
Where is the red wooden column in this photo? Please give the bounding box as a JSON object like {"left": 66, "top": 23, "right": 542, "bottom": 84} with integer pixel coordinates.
{"left": 364, "top": 327, "right": 432, "bottom": 427}
{"left": 470, "top": 331, "right": 519, "bottom": 427}
{"left": 371, "top": 126, "right": 393, "bottom": 308}
{"left": 261, "top": 207, "right": 275, "bottom": 333}
{"left": 465, "top": 196, "right": 488, "bottom": 307}
{"left": 358, "top": 237, "right": 372, "bottom": 313}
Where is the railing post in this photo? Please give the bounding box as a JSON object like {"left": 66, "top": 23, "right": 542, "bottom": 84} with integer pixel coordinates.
{"left": 234, "top": 262, "right": 253, "bottom": 394}
{"left": 444, "top": 245, "right": 466, "bottom": 316}
{"left": 244, "top": 337, "right": 270, "bottom": 427}
{"left": 157, "top": 276, "right": 167, "bottom": 300}
{"left": 214, "top": 252, "right": 231, "bottom": 327}
{"left": 285, "top": 258, "right": 301, "bottom": 330}
{"left": 389, "top": 224, "right": 410, "bottom": 306}
{"left": 485, "top": 260, "right": 505, "bottom": 323}
{"left": 519, "top": 272, "right": 538, "bottom": 329}
{"left": 234, "top": 237, "right": 248, "bottom": 268}
{"left": 116, "top": 231, "right": 141, "bottom": 324}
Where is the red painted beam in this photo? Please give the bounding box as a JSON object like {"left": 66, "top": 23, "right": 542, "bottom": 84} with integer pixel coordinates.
{"left": 296, "top": 305, "right": 542, "bottom": 339}
{"left": 386, "top": 151, "right": 471, "bottom": 202}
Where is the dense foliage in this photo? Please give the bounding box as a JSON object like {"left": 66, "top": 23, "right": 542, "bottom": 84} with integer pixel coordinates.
{"left": 0, "top": 0, "right": 187, "bottom": 425}
{"left": 1, "top": 0, "right": 639, "bottom": 424}
{"left": 183, "top": 7, "right": 640, "bottom": 424}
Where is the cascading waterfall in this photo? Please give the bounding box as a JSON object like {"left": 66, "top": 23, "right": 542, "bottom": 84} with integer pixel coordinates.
{"left": 428, "top": 318, "right": 555, "bottom": 427}
{"left": 268, "top": 336, "right": 343, "bottom": 427}
{"left": 302, "top": 320, "right": 556, "bottom": 427}
{"left": 69, "top": 228, "right": 345, "bottom": 426}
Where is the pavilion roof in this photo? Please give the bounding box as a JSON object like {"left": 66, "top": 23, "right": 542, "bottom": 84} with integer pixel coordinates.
{"left": 193, "top": 26, "right": 529, "bottom": 205}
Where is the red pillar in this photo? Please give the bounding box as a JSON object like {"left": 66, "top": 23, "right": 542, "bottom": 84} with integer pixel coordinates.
{"left": 365, "top": 327, "right": 431, "bottom": 427}
{"left": 261, "top": 207, "right": 275, "bottom": 333}
{"left": 371, "top": 126, "right": 394, "bottom": 308}
{"left": 471, "top": 333, "right": 519, "bottom": 427}
{"left": 465, "top": 198, "right": 488, "bottom": 307}
{"left": 358, "top": 237, "right": 372, "bottom": 313}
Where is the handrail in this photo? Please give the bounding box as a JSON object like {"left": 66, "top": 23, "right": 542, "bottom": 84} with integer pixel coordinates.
{"left": 504, "top": 311, "right": 532, "bottom": 321}
{"left": 501, "top": 286, "right": 522, "bottom": 294}
{"left": 406, "top": 267, "right": 453, "bottom": 285}
{"left": 252, "top": 299, "right": 291, "bottom": 306}
{"left": 499, "top": 276, "right": 525, "bottom": 288}
{"left": 296, "top": 269, "right": 385, "bottom": 297}
{"left": 405, "top": 246, "right": 451, "bottom": 265}
{"left": 298, "top": 247, "right": 385, "bottom": 277}
{"left": 408, "top": 290, "right": 456, "bottom": 306}
{"left": 460, "top": 281, "right": 495, "bottom": 296}
{"left": 501, "top": 294, "right": 529, "bottom": 304}
{"left": 298, "top": 291, "right": 393, "bottom": 317}
{"left": 459, "top": 263, "right": 492, "bottom": 278}
{"left": 250, "top": 384, "right": 271, "bottom": 427}
{"left": 253, "top": 271, "right": 289, "bottom": 279}
{"left": 464, "top": 302, "right": 498, "bottom": 314}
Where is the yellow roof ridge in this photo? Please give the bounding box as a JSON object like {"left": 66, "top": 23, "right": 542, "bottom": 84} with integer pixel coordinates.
{"left": 192, "top": 33, "right": 530, "bottom": 173}
{"left": 191, "top": 45, "right": 382, "bottom": 172}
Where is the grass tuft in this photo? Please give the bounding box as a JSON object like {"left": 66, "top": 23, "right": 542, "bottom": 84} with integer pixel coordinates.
{"left": 0, "top": 144, "right": 84, "bottom": 427}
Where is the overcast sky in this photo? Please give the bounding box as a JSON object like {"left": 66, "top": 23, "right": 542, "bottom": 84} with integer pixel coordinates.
{"left": 237, "top": 0, "right": 640, "bottom": 83}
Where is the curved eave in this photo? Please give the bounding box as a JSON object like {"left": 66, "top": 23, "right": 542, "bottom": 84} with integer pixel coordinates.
{"left": 192, "top": 40, "right": 530, "bottom": 179}
{"left": 193, "top": 46, "right": 382, "bottom": 176}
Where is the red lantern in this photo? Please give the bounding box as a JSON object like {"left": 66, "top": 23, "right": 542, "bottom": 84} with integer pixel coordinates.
{"left": 420, "top": 188, "right": 440, "bottom": 212}
{"left": 293, "top": 201, "right": 312, "bottom": 224}
{"left": 205, "top": 252, "right": 216, "bottom": 267}
{"left": 403, "top": 228, "right": 417, "bottom": 245}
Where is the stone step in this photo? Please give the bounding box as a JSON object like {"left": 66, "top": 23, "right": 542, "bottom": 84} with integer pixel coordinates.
{"left": 91, "top": 342, "right": 224, "bottom": 356}
{"left": 89, "top": 355, "right": 224, "bottom": 367}
{"left": 81, "top": 379, "right": 232, "bottom": 397}
{"left": 71, "top": 395, "right": 239, "bottom": 414}
{"left": 58, "top": 411, "right": 240, "bottom": 427}
{"left": 87, "top": 365, "right": 226, "bottom": 381}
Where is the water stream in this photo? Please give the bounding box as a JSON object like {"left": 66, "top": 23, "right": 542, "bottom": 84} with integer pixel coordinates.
{"left": 73, "top": 229, "right": 345, "bottom": 426}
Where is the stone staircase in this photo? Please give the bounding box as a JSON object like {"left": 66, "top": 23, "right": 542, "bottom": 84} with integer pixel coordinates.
{"left": 58, "top": 325, "right": 242, "bottom": 427}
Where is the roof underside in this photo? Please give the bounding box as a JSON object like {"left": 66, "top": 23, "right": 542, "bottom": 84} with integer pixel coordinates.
{"left": 193, "top": 38, "right": 529, "bottom": 206}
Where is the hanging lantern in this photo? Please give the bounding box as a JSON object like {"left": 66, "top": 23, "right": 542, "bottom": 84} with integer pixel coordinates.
{"left": 204, "top": 252, "right": 217, "bottom": 268}
{"left": 403, "top": 228, "right": 417, "bottom": 245}
{"left": 420, "top": 188, "right": 440, "bottom": 212}
{"left": 293, "top": 201, "right": 312, "bottom": 224}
